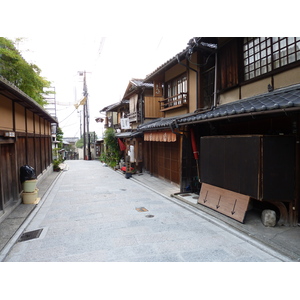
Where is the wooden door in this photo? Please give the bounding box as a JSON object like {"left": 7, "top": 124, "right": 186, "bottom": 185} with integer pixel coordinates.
{"left": 0, "top": 143, "right": 17, "bottom": 209}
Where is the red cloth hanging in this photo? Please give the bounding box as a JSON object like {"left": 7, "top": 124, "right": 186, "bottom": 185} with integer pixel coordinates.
{"left": 118, "top": 138, "right": 126, "bottom": 151}
{"left": 190, "top": 128, "right": 199, "bottom": 160}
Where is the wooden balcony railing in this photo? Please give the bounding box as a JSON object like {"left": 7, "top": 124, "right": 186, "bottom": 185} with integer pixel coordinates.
{"left": 128, "top": 111, "right": 141, "bottom": 123}
{"left": 159, "top": 93, "right": 188, "bottom": 111}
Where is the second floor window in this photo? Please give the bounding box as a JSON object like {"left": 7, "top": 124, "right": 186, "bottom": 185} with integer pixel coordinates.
{"left": 243, "top": 37, "right": 300, "bottom": 80}
{"left": 166, "top": 74, "right": 187, "bottom": 106}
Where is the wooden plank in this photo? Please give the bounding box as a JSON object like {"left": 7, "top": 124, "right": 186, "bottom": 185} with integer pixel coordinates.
{"left": 198, "top": 183, "right": 250, "bottom": 223}
{"left": 144, "top": 96, "right": 164, "bottom": 118}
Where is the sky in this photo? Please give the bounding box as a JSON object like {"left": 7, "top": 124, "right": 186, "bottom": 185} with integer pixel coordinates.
{"left": 16, "top": 35, "right": 192, "bottom": 138}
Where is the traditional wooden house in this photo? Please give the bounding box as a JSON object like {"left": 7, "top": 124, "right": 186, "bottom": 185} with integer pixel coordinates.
{"left": 0, "top": 76, "right": 57, "bottom": 222}
{"left": 121, "top": 78, "right": 157, "bottom": 128}
{"left": 100, "top": 79, "right": 156, "bottom": 172}
{"left": 117, "top": 79, "right": 155, "bottom": 172}
{"left": 100, "top": 101, "right": 124, "bottom": 130}
{"left": 139, "top": 39, "right": 206, "bottom": 186}
{"left": 141, "top": 37, "right": 300, "bottom": 226}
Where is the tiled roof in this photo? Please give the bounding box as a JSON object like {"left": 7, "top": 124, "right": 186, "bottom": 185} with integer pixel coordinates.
{"left": 122, "top": 78, "right": 154, "bottom": 100}
{"left": 138, "top": 84, "right": 300, "bottom": 131}
{"left": 144, "top": 47, "right": 189, "bottom": 82}
{"left": 178, "top": 84, "right": 300, "bottom": 125}
{"left": 143, "top": 37, "right": 217, "bottom": 82}
{"left": 130, "top": 78, "right": 153, "bottom": 88}
{"left": 138, "top": 117, "right": 176, "bottom": 131}
{"left": 138, "top": 114, "right": 190, "bottom": 131}
{"left": 116, "top": 131, "right": 142, "bottom": 138}
{"left": 100, "top": 100, "right": 129, "bottom": 112}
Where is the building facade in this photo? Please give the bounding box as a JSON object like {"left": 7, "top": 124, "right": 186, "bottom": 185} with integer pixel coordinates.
{"left": 0, "top": 76, "right": 57, "bottom": 222}
{"left": 140, "top": 37, "right": 300, "bottom": 225}
{"left": 100, "top": 37, "right": 300, "bottom": 226}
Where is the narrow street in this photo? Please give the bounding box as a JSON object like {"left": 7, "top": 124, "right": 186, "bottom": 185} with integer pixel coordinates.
{"left": 4, "top": 160, "right": 291, "bottom": 262}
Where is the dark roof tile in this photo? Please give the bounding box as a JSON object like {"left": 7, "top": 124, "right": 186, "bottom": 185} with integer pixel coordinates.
{"left": 177, "top": 84, "right": 300, "bottom": 124}
{"left": 138, "top": 84, "right": 300, "bottom": 131}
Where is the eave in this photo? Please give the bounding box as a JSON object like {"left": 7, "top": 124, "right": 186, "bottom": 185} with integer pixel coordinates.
{"left": 0, "top": 76, "right": 57, "bottom": 124}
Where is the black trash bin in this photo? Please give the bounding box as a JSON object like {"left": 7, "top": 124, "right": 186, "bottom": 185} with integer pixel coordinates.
{"left": 20, "top": 165, "right": 37, "bottom": 184}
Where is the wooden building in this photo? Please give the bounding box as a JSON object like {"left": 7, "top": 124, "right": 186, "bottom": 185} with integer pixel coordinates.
{"left": 118, "top": 79, "right": 155, "bottom": 172}
{"left": 0, "top": 76, "right": 57, "bottom": 222}
{"left": 100, "top": 37, "right": 300, "bottom": 226}
{"left": 141, "top": 37, "right": 300, "bottom": 225}
{"left": 140, "top": 47, "right": 202, "bottom": 185}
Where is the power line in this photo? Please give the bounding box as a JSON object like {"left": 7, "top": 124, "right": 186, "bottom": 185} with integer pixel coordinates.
{"left": 59, "top": 108, "right": 77, "bottom": 123}
{"left": 98, "top": 37, "right": 106, "bottom": 56}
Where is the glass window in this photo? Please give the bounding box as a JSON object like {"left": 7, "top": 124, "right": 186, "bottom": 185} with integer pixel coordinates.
{"left": 165, "top": 74, "right": 188, "bottom": 106}
{"left": 243, "top": 37, "right": 300, "bottom": 80}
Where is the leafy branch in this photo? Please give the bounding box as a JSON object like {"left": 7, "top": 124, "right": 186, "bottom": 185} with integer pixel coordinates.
{"left": 0, "top": 37, "right": 52, "bottom": 106}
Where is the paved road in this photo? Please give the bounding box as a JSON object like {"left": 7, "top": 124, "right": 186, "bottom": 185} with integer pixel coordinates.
{"left": 4, "top": 160, "right": 290, "bottom": 262}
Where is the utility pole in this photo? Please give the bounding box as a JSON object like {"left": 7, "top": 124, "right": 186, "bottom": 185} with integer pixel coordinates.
{"left": 83, "top": 71, "right": 86, "bottom": 160}
{"left": 82, "top": 71, "right": 92, "bottom": 160}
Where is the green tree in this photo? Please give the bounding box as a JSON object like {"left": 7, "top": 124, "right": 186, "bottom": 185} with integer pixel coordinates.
{"left": 76, "top": 131, "right": 98, "bottom": 148}
{"left": 52, "top": 127, "right": 64, "bottom": 171}
{"left": 56, "top": 127, "right": 64, "bottom": 149}
{"left": 0, "top": 37, "right": 52, "bottom": 106}
{"left": 100, "top": 128, "right": 120, "bottom": 168}
{"left": 76, "top": 138, "right": 84, "bottom": 149}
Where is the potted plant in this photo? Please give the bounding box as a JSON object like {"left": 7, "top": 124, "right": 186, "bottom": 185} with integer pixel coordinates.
{"left": 53, "top": 159, "right": 61, "bottom": 172}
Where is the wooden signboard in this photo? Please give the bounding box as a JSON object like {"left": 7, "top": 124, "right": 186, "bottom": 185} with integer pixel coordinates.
{"left": 198, "top": 183, "right": 250, "bottom": 223}
{"left": 153, "top": 81, "right": 163, "bottom": 97}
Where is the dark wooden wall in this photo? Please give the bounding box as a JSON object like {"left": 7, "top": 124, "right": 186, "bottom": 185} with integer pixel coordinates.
{"left": 0, "top": 90, "right": 54, "bottom": 213}
{"left": 143, "top": 138, "right": 181, "bottom": 184}
{"left": 0, "top": 134, "right": 52, "bottom": 211}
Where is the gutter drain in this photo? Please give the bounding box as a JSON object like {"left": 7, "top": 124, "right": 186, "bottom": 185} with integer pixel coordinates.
{"left": 18, "top": 229, "right": 43, "bottom": 242}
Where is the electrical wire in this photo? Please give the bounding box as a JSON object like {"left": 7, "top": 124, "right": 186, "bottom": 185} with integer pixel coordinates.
{"left": 59, "top": 108, "right": 77, "bottom": 123}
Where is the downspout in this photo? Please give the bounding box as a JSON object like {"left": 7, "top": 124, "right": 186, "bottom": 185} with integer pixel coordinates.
{"left": 139, "top": 87, "right": 145, "bottom": 124}
{"left": 170, "top": 119, "right": 187, "bottom": 136}
{"left": 190, "top": 127, "right": 200, "bottom": 182}
{"left": 213, "top": 52, "right": 218, "bottom": 108}
{"left": 176, "top": 55, "right": 199, "bottom": 110}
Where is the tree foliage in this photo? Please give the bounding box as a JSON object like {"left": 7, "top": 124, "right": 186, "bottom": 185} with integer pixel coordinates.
{"left": 0, "top": 37, "right": 52, "bottom": 106}
{"left": 56, "top": 127, "right": 64, "bottom": 149}
{"left": 76, "top": 132, "right": 98, "bottom": 148}
{"left": 100, "top": 128, "right": 120, "bottom": 168}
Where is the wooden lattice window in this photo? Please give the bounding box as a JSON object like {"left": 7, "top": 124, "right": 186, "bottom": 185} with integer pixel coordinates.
{"left": 243, "top": 37, "right": 300, "bottom": 80}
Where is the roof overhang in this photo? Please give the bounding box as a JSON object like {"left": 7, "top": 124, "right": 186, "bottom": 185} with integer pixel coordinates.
{"left": 138, "top": 84, "right": 300, "bottom": 131}
{"left": 122, "top": 79, "right": 154, "bottom": 100}
{"left": 144, "top": 37, "right": 218, "bottom": 83}
{"left": 137, "top": 114, "right": 190, "bottom": 132}
{"left": 177, "top": 84, "right": 300, "bottom": 126}
{"left": 100, "top": 100, "right": 129, "bottom": 113}
{"left": 0, "top": 76, "right": 58, "bottom": 124}
{"left": 116, "top": 131, "right": 142, "bottom": 138}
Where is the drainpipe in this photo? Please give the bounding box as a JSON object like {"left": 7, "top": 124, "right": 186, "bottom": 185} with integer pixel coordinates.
{"left": 176, "top": 55, "right": 199, "bottom": 110}
{"left": 190, "top": 127, "right": 200, "bottom": 182}
{"left": 170, "top": 119, "right": 187, "bottom": 136}
{"left": 139, "top": 87, "right": 145, "bottom": 124}
{"left": 213, "top": 52, "right": 218, "bottom": 108}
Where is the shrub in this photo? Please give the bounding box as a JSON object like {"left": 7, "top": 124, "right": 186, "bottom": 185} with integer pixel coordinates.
{"left": 100, "top": 128, "right": 120, "bottom": 168}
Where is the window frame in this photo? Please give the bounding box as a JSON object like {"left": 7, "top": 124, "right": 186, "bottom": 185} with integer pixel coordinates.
{"left": 243, "top": 37, "right": 300, "bottom": 81}
{"left": 165, "top": 73, "right": 187, "bottom": 106}
{"left": 160, "top": 73, "right": 188, "bottom": 111}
